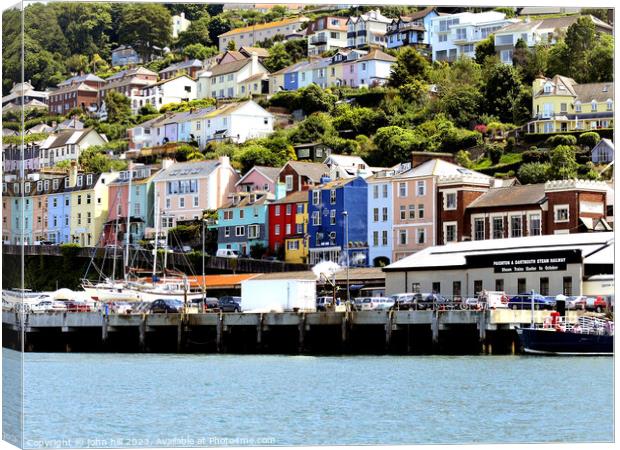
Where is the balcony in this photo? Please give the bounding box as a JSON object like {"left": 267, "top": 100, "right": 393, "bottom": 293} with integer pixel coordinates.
{"left": 310, "top": 33, "right": 328, "bottom": 45}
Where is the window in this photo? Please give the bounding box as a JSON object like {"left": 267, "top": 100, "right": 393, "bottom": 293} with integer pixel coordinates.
{"left": 591, "top": 101, "right": 597, "bottom": 112}
{"left": 285, "top": 175, "right": 293, "bottom": 191}
{"left": 275, "top": 224, "right": 280, "bottom": 235}
{"left": 372, "top": 231, "right": 379, "bottom": 246}
{"left": 432, "top": 282, "right": 441, "bottom": 294}
{"left": 492, "top": 217, "right": 504, "bottom": 239}
{"left": 296, "top": 223, "right": 304, "bottom": 234}
{"left": 224, "top": 226, "right": 230, "bottom": 237}
{"left": 193, "top": 196, "right": 199, "bottom": 208}
{"left": 554, "top": 205, "right": 569, "bottom": 222}
{"left": 529, "top": 214, "right": 541, "bottom": 236}
{"left": 382, "top": 230, "right": 388, "bottom": 246}
{"left": 382, "top": 207, "right": 388, "bottom": 222}
{"left": 286, "top": 204, "right": 292, "bottom": 215}
{"left": 275, "top": 205, "right": 281, "bottom": 216}
{"left": 444, "top": 223, "right": 456, "bottom": 242}
{"left": 453, "top": 281, "right": 461, "bottom": 299}
{"left": 312, "top": 190, "right": 320, "bottom": 205}
{"left": 540, "top": 277, "right": 549, "bottom": 296}
{"left": 398, "top": 182, "right": 407, "bottom": 197}
{"left": 373, "top": 208, "right": 379, "bottom": 222}
{"left": 495, "top": 279, "right": 504, "bottom": 292}
{"left": 518, "top": 278, "right": 526, "bottom": 294}
{"left": 417, "top": 228, "right": 425, "bottom": 244}
{"left": 382, "top": 184, "right": 388, "bottom": 198}
{"left": 87, "top": 212, "right": 92, "bottom": 224}
{"left": 330, "top": 189, "right": 336, "bottom": 204}
{"left": 77, "top": 195, "right": 82, "bottom": 205}
{"left": 408, "top": 205, "right": 415, "bottom": 219}
{"left": 373, "top": 185, "right": 379, "bottom": 199}
{"left": 239, "top": 210, "right": 244, "bottom": 219}
{"left": 445, "top": 192, "right": 456, "bottom": 210}
{"left": 223, "top": 210, "right": 233, "bottom": 220}
{"left": 86, "top": 194, "right": 91, "bottom": 204}
{"left": 312, "top": 211, "right": 321, "bottom": 226}
{"left": 575, "top": 101, "right": 581, "bottom": 113}
{"left": 510, "top": 216, "right": 522, "bottom": 238}
{"left": 248, "top": 225, "right": 260, "bottom": 239}
{"left": 560, "top": 103, "right": 567, "bottom": 113}
{"left": 400, "top": 205, "right": 406, "bottom": 220}
{"left": 606, "top": 100, "right": 613, "bottom": 111}
{"left": 399, "top": 229, "right": 407, "bottom": 245}
{"left": 417, "top": 204, "right": 424, "bottom": 219}
{"left": 474, "top": 218, "right": 485, "bottom": 240}
{"left": 474, "top": 280, "right": 483, "bottom": 295}
{"left": 296, "top": 203, "right": 304, "bottom": 214}
{"left": 77, "top": 213, "right": 82, "bottom": 225}
{"left": 285, "top": 224, "right": 291, "bottom": 235}
{"left": 330, "top": 209, "right": 336, "bottom": 225}
{"left": 179, "top": 198, "right": 185, "bottom": 208}
{"left": 416, "top": 181, "right": 425, "bottom": 196}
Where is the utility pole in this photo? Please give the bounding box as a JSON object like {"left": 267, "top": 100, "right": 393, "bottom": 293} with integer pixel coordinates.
{"left": 124, "top": 162, "right": 133, "bottom": 281}
{"left": 342, "top": 210, "right": 350, "bottom": 304}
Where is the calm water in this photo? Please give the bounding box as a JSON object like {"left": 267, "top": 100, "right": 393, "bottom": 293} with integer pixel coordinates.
{"left": 3, "top": 350, "right": 614, "bottom": 447}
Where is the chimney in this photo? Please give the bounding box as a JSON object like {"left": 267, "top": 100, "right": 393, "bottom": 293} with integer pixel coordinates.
{"left": 251, "top": 52, "right": 259, "bottom": 73}
{"left": 218, "top": 155, "right": 230, "bottom": 167}
{"left": 68, "top": 161, "right": 78, "bottom": 187}
{"left": 180, "top": 12, "right": 185, "bottom": 19}
{"left": 161, "top": 158, "right": 174, "bottom": 170}
{"left": 411, "top": 151, "right": 454, "bottom": 168}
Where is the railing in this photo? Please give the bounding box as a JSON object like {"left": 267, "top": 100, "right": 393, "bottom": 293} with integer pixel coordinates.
{"left": 533, "top": 315, "right": 614, "bottom": 336}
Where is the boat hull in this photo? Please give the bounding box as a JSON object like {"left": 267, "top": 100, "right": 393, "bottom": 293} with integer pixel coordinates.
{"left": 516, "top": 327, "right": 613, "bottom": 355}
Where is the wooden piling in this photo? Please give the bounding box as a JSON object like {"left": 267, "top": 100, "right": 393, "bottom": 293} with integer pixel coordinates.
{"left": 216, "top": 313, "right": 223, "bottom": 353}
{"left": 101, "top": 314, "right": 108, "bottom": 344}
{"left": 139, "top": 315, "right": 147, "bottom": 352}
{"left": 431, "top": 310, "right": 439, "bottom": 348}
{"left": 256, "top": 313, "right": 263, "bottom": 350}
{"left": 385, "top": 310, "right": 394, "bottom": 351}
{"left": 297, "top": 313, "right": 306, "bottom": 353}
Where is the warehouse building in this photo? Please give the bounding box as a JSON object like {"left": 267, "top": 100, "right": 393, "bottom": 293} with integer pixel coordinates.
{"left": 383, "top": 232, "right": 613, "bottom": 299}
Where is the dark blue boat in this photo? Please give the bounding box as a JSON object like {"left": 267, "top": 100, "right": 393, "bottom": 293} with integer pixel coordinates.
{"left": 516, "top": 316, "right": 613, "bottom": 355}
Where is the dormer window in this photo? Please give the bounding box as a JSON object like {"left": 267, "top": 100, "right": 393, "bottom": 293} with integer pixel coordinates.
{"left": 37, "top": 181, "right": 42, "bottom": 191}
{"left": 543, "top": 82, "right": 552, "bottom": 94}
{"left": 64, "top": 178, "right": 69, "bottom": 188}
{"left": 87, "top": 174, "right": 93, "bottom": 185}
{"left": 591, "top": 100, "right": 598, "bottom": 112}
{"left": 14, "top": 183, "right": 19, "bottom": 194}
{"left": 53, "top": 179, "right": 59, "bottom": 190}
{"left": 77, "top": 175, "right": 83, "bottom": 187}
{"left": 575, "top": 101, "right": 582, "bottom": 113}
{"left": 606, "top": 100, "right": 613, "bottom": 111}
{"left": 44, "top": 180, "right": 49, "bottom": 190}
{"left": 24, "top": 183, "right": 31, "bottom": 194}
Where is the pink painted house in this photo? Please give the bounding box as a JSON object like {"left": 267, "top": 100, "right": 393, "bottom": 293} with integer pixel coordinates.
{"left": 391, "top": 158, "right": 491, "bottom": 262}
{"left": 235, "top": 166, "right": 281, "bottom": 193}
{"left": 342, "top": 60, "right": 358, "bottom": 87}
{"left": 152, "top": 157, "right": 240, "bottom": 230}
{"left": 2, "top": 186, "right": 11, "bottom": 243}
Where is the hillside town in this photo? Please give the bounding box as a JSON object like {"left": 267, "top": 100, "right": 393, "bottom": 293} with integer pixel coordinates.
{"left": 2, "top": 4, "right": 615, "bottom": 272}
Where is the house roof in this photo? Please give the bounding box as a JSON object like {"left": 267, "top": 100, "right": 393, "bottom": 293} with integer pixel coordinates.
{"left": 144, "top": 74, "right": 195, "bottom": 88}
{"left": 105, "top": 66, "right": 157, "bottom": 81}
{"left": 240, "top": 72, "right": 268, "bottom": 83}
{"left": 592, "top": 138, "right": 614, "bottom": 152}
{"left": 207, "top": 58, "right": 252, "bottom": 77}
{"left": 236, "top": 165, "right": 281, "bottom": 185}
{"left": 318, "top": 176, "right": 361, "bottom": 190}
{"left": 51, "top": 82, "right": 98, "bottom": 95}
{"left": 219, "top": 17, "right": 308, "bottom": 37}
{"left": 159, "top": 59, "right": 203, "bottom": 74}
{"left": 396, "top": 158, "right": 491, "bottom": 179}
{"left": 325, "top": 154, "right": 369, "bottom": 168}
{"left": 223, "top": 191, "right": 271, "bottom": 208}
{"left": 58, "top": 73, "right": 104, "bottom": 86}
{"left": 357, "top": 48, "right": 396, "bottom": 63}
{"left": 26, "top": 123, "right": 54, "bottom": 134}
{"left": 384, "top": 232, "right": 614, "bottom": 271}
{"left": 239, "top": 46, "right": 270, "bottom": 58}
{"left": 272, "top": 189, "right": 309, "bottom": 204}
{"left": 573, "top": 82, "right": 614, "bottom": 103}
{"left": 402, "top": 6, "right": 437, "bottom": 21}
{"left": 201, "top": 101, "right": 268, "bottom": 119}
{"left": 42, "top": 128, "right": 99, "bottom": 149}
{"left": 217, "top": 50, "right": 247, "bottom": 63}
{"left": 152, "top": 160, "right": 221, "bottom": 182}
{"left": 186, "top": 274, "right": 259, "bottom": 289}
{"left": 284, "top": 160, "right": 329, "bottom": 182}
{"left": 466, "top": 184, "right": 547, "bottom": 209}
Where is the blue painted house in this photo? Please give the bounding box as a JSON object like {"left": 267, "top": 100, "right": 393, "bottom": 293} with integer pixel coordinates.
{"left": 47, "top": 177, "right": 72, "bottom": 244}
{"left": 385, "top": 6, "right": 439, "bottom": 54}
{"left": 307, "top": 176, "right": 369, "bottom": 267}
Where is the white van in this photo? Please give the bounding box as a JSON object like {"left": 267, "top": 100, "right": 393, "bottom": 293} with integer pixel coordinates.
{"left": 216, "top": 248, "right": 240, "bottom": 258}
{"left": 478, "top": 291, "right": 509, "bottom": 309}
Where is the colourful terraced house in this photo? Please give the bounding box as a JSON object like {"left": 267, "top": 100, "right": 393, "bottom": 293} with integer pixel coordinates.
{"left": 46, "top": 177, "right": 72, "bottom": 244}
{"left": 267, "top": 190, "right": 309, "bottom": 263}
{"left": 68, "top": 166, "right": 117, "bottom": 247}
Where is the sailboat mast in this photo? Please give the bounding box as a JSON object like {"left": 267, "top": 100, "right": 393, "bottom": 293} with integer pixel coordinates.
{"left": 124, "top": 163, "right": 133, "bottom": 281}
{"left": 152, "top": 191, "right": 160, "bottom": 278}
{"left": 111, "top": 190, "right": 121, "bottom": 280}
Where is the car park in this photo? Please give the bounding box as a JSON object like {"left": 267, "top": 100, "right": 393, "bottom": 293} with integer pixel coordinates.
{"left": 150, "top": 299, "right": 184, "bottom": 313}
{"left": 218, "top": 296, "right": 242, "bottom": 312}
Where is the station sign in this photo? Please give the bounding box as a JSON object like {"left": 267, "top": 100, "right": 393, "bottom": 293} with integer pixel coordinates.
{"left": 467, "top": 250, "right": 582, "bottom": 273}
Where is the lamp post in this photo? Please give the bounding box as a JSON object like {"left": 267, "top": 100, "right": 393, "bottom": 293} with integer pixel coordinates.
{"left": 342, "top": 210, "right": 350, "bottom": 304}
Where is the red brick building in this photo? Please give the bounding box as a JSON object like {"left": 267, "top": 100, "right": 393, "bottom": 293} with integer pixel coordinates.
{"left": 49, "top": 74, "right": 105, "bottom": 115}
{"left": 437, "top": 178, "right": 611, "bottom": 245}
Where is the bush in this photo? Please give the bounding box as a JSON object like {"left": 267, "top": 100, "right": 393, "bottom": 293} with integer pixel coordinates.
{"left": 486, "top": 143, "right": 504, "bottom": 165}
{"left": 545, "top": 134, "right": 577, "bottom": 147}
{"left": 517, "top": 162, "right": 551, "bottom": 184}
{"left": 522, "top": 150, "right": 549, "bottom": 163}
{"left": 578, "top": 131, "right": 601, "bottom": 149}
{"left": 455, "top": 150, "right": 474, "bottom": 169}
{"left": 505, "top": 136, "right": 515, "bottom": 153}
{"left": 250, "top": 243, "right": 267, "bottom": 259}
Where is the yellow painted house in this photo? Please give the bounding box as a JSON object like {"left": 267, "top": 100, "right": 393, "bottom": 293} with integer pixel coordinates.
{"left": 285, "top": 199, "right": 309, "bottom": 264}
{"left": 68, "top": 166, "right": 117, "bottom": 247}
{"left": 527, "top": 75, "right": 614, "bottom": 134}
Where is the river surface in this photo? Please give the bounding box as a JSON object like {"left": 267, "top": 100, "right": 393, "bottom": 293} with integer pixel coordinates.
{"left": 2, "top": 350, "right": 614, "bottom": 447}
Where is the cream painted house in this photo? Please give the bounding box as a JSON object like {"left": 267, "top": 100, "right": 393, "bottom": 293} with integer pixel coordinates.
{"left": 197, "top": 53, "right": 269, "bottom": 99}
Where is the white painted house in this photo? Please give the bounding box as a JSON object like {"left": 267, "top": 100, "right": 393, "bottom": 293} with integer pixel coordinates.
{"left": 355, "top": 49, "right": 396, "bottom": 88}
{"left": 193, "top": 100, "right": 273, "bottom": 148}
{"left": 346, "top": 9, "right": 392, "bottom": 49}
{"left": 430, "top": 11, "right": 515, "bottom": 62}
{"left": 139, "top": 75, "right": 197, "bottom": 110}
{"left": 197, "top": 53, "right": 269, "bottom": 99}
{"left": 39, "top": 128, "right": 108, "bottom": 168}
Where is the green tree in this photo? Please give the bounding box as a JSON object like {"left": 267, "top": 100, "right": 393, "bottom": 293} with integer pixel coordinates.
{"left": 493, "top": 7, "right": 516, "bottom": 18}
{"left": 177, "top": 16, "right": 213, "bottom": 48}
{"left": 263, "top": 42, "right": 292, "bottom": 72}
{"left": 455, "top": 150, "right": 474, "bottom": 169}
{"left": 588, "top": 34, "right": 614, "bottom": 82}
{"left": 578, "top": 132, "right": 601, "bottom": 150}
{"left": 298, "top": 84, "right": 337, "bottom": 114}
{"left": 66, "top": 54, "right": 90, "bottom": 74}
{"left": 209, "top": 16, "right": 233, "bottom": 44}
{"left": 235, "top": 144, "right": 285, "bottom": 174}
{"left": 518, "top": 162, "right": 551, "bottom": 184}
{"left": 118, "top": 4, "right": 172, "bottom": 61}
{"left": 103, "top": 91, "right": 132, "bottom": 124}
{"left": 389, "top": 46, "right": 429, "bottom": 87}
{"left": 372, "top": 126, "right": 420, "bottom": 166}
{"left": 138, "top": 103, "right": 159, "bottom": 116}
{"left": 227, "top": 40, "right": 237, "bottom": 51}
{"left": 165, "top": 4, "right": 213, "bottom": 21}
{"left": 581, "top": 9, "right": 611, "bottom": 23}
{"left": 283, "top": 38, "right": 308, "bottom": 62}
{"left": 182, "top": 43, "right": 218, "bottom": 60}
{"left": 289, "top": 113, "right": 336, "bottom": 144}
{"left": 79, "top": 147, "right": 127, "bottom": 173}
{"left": 438, "top": 85, "right": 482, "bottom": 128}
{"left": 482, "top": 63, "right": 529, "bottom": 124}
{"left": 548, "top": 145, "right": 579, "bottom": 180}
{"left": 545, "top": 134, "right": 577, "bottom": 147}
{"left": 53, "top": 2, "right": 112, "bottom": 58}
{"left": 475, "top": 35, "right": 495, "bottom": 65}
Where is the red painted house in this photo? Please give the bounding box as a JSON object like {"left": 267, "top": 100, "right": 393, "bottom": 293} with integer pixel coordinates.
{"left": 267, "top": 190, "right": 308, "bottom": 259}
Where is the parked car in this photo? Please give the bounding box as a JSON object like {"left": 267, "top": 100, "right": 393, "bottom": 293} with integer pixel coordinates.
{"left": 218, "top": 296, "right": 242, "bottom": 312}
{"left": 477, "top": 291, "right": 509, "bottom": 309}
{"left": 106, "top": 302, "right": 134, "bottom": 314}
{"left": 465, "top": 297, "right": 482, "bottom": 309}
{"left": 414, "top": 293, "right": 450, "bottom": 310}
{"left": 565, "top": 295, "right": 587, "bottom": 310}
{"left": 390, "top": 293, "right": 416, "bottom": 310}
{"left": 316, "top": 296, "right": 333, "bottom": 311}
{"left": 508, "top": 293, "right": 555, "bottom": 310}
{"left": 369, "top": 297, "right": 395, "bottom": 311}
{"left": 204, "top": 297, "right": 220, "bottom": 312}
{"left": 173, "top": 245, "right": 192, "bottom": 253}
{"left": 216, "top": 249, "right": 239, "bottom": 258}
{"left": 149, "top": 299, "right": 183, "bottom": 313}
{"left": 585, "top": 296, "right": 607, "bottom": 313}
